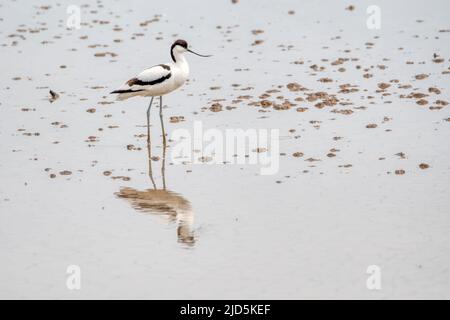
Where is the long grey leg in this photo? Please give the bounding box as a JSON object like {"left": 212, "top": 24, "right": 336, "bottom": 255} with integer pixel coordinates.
{"left": 146, "top": 97, "right": 157, "bottom": 189}
{"left": 159, "top": 96, "right": 167, "bottom": 190}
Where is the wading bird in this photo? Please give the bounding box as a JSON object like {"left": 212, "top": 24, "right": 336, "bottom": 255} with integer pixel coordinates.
{"left": 110, "top": 39, "right": 211, "bottom": 188}
{"left": 110, "top": 38, "right": 210, "bottom": 130}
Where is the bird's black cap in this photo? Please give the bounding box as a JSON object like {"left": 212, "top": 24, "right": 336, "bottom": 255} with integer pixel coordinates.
{"left": 172, "top": 39, "right": 188, "bottom": 49}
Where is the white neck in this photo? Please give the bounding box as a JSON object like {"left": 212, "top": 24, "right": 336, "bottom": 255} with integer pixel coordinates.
{"left": 172, "top": 50, "right": 186, "bottom": 63}
{"left": 173, "top": 51, "right": 189, "bottom": 75}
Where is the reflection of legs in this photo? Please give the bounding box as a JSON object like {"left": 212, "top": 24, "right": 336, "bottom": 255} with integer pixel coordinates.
{"left": 146, "top": 97, "right": 157, "bottom": 189}
{"left": 159, "top": 96, "right": 167, "bottom": 190}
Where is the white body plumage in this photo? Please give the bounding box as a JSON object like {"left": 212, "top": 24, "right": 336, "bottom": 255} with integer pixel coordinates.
{"left": 111, "top": 40, "right": 209, "bottom": 101}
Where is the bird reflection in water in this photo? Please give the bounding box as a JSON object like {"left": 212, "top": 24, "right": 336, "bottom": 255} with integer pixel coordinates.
{"left": 116, "top": 188, "right": 195, "bottom": 246}
{"left": 115, "top": 104, "right": 196, "bottom": 246}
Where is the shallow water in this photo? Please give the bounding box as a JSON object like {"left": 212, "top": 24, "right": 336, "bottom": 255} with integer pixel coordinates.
{"left": 0, "top": 0, "right": 449, "bottom": 299}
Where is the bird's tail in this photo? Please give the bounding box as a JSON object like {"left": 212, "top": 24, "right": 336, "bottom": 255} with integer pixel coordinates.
{"left": 110, "top": 89, "right": 126, "bottom": 94}
{"left": 110, "top": 90, "right": 144, "bottom": 101}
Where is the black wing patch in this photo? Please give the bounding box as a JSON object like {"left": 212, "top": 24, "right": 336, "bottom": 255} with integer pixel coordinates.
{"left": 111, "top": 70, "right": 172, "bottom": 94}
{"left": 127, "top": 72, "right": 172, "bottom": 86}
{"left": 159, "top": 64, "right": 171, "bottom": 71}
